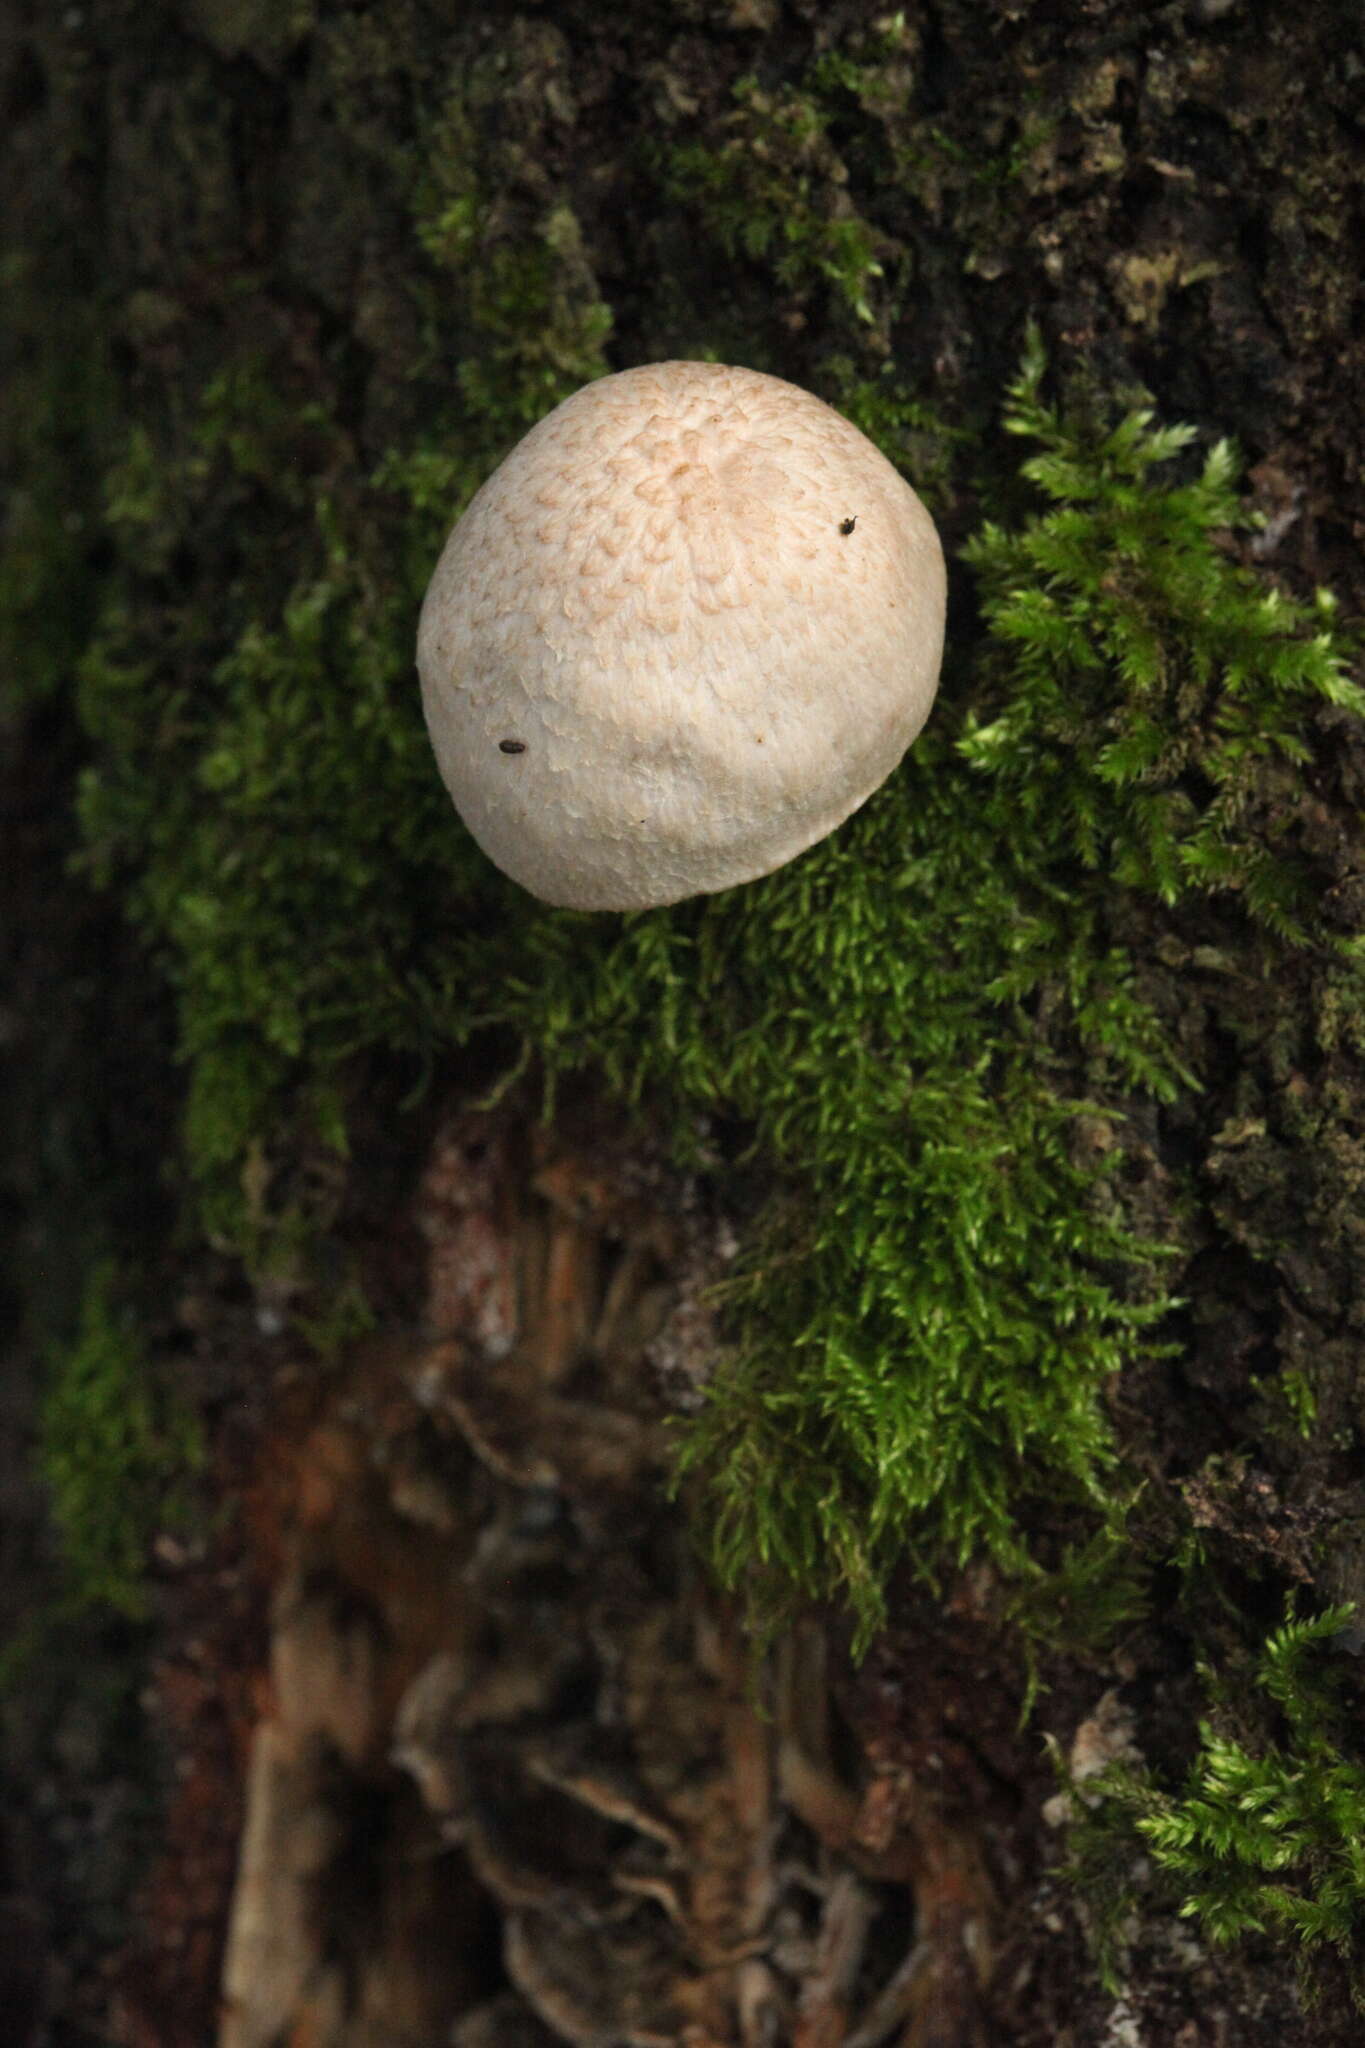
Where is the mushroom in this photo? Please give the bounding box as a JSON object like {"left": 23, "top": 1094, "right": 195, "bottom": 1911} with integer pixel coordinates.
{"left": 417, "top": 361, "right": 946, "bottom": 911}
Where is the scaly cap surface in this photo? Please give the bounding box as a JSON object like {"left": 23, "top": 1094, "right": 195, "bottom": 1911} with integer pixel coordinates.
{"left": 417, "top": 361, "right": 946, "bottom": 909}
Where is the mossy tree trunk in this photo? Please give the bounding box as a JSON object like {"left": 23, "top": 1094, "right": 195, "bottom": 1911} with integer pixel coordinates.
{"left": 4, "top": 2, "right": 1365, "bottom": 2044}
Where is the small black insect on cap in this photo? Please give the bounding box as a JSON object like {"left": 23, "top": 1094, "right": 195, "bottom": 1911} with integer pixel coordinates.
{"left": 498, "top": 738, "right": 527, "bottom": 755}
{"left": 839, "top": 516, "right": 857, "bottom": 535}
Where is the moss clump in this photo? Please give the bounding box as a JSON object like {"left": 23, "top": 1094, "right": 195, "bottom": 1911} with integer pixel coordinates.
{"left": 962, "top": 334, "right": 1361, "bottom": 942}
{"left": 69, "top": 325, "right": 1363, "bottom": 1642}
{"left": 40, "top": 1263, "right": 204, "bottom": 1620}
{"left": 1064, "top": 1604, "right": 1365, "bottom": 2004}
{"left": 656, "top": 69, "right": 891, "bottom": 334}
{"left": 412, "top": 39, "right": 614, "bottom": 432}
{"left": 1145, "top": 1608, "right": 1365, "bottom": 1983}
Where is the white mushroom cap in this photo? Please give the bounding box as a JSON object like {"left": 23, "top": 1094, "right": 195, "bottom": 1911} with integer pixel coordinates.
{"left": 417, "top": 361, "right": 946, "bottom": 911}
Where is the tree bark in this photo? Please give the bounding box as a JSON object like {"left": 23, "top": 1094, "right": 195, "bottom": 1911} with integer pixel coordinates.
{"left": 3, "top": 3, "right": 1364, "bottom": 2044}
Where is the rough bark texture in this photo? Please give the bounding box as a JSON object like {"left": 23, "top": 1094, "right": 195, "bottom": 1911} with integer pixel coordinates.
{"left": 4, "top": 2, "right": 1365, "bottom": 2045}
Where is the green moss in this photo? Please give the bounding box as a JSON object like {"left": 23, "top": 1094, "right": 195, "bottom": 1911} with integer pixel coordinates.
{"left": 1064, "top": 1604, "right": 1365, "bottom": 2003}
{"left": 40, "top": 1263, "right": 204, "bottom": 1620}
{"left": 1146, "top": 1618, "right": 1365, "bottom": 1979}
{"left": 963, "top": 334, "right": 1362, "bottom": 941}
{"left": 414, "top": 144, "right": 613, "bottom": 431}
{"left": 653, "top": 58, "right": 898, "bottom": 339}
